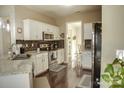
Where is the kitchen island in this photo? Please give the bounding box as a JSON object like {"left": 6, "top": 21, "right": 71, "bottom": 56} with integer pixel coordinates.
{"left": 0, "top": 56, "right": 33, "bottom": 88}
{"left": 0, "top": 50, "right": 49, "bottom": 88}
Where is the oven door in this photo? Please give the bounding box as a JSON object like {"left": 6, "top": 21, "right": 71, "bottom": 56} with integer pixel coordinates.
{"left": 48, "top": 51, "right": 57, "bottom": 65}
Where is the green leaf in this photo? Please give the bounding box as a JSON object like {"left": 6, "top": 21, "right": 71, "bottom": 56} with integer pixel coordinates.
{"left": 104, "top": 64, "right": 114, "bottom": 77}
{"left": 113, "top": 75, "right": 122, "bottom": 81}
{"left": 121, "top": 85, "right": 124, "bottom": 88}
{"left": 113, "top": 58, "right": 124, "bottom": 65}
{"left": 110, "top": 84, "right": 122, "bottom": 88}
{"left": 121, "top": 78, "right": 124, "bottom": 86}
{"left": 113, "top": 58, "right": 120, "bottom": 64}
{"left": 102, "top": 74, "right": 111, "bottom": 83}
{"left": 121, "top": 67, "right": 124, "bottom": 75}
{"left": 121, "top": 62, "right": 124, "bottom": 67}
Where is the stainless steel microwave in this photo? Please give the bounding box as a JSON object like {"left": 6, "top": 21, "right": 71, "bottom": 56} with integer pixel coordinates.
{"left": 43, "top": 32, "right": 54, "bottom": 40}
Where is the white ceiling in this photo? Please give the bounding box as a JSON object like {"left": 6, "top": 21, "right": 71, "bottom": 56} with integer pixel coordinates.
{"left": 68, "top": 22, "right": 82, "bottom": 28}
{"left": 23, "top": 5, "right": 101, "bottom": 19}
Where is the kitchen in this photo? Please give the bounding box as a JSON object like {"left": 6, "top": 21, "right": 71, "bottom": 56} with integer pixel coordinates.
{"left": 0, "top": 5, "right": 101, "bottom": 88}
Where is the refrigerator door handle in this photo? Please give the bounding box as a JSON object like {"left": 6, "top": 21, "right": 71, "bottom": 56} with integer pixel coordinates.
{"left": 96, "top": 78, "right": 100, "bottom": 85}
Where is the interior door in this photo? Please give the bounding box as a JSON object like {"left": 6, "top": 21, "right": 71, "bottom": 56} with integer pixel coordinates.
{"left": 92, "top": 23, "right": 102, "bottom": 88}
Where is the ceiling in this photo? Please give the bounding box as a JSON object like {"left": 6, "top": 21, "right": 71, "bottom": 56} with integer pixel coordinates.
{"left": 23, "top": 5, "right": 101, "bottom": 19}
{"left": 68, "top": 22, "right": 82, "bottom": 28}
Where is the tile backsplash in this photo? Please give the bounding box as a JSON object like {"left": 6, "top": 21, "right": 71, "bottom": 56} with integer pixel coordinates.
{"left": 16, "top": 40, "right": 64, "bottom": 51}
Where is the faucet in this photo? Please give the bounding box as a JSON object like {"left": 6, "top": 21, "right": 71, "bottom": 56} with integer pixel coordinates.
{"left": 8, "top": 43, "right": 17, "bottom": 59}
{"left": 10, "top": 43, "right": 17, "bottom": 52}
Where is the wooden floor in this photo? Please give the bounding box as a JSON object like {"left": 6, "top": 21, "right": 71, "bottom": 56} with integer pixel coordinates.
{"left": 34, "top": 64, "right": 91, "bottom": 88}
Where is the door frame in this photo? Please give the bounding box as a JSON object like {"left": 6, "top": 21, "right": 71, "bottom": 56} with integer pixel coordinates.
{"left": 65, "top": 21, "right": 82, "bottom": 67}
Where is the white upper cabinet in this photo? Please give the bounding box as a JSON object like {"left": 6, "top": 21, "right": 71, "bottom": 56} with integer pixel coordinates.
{"left": 23, "top": 19, "right": 43, "bottom": 40}
{"left": 42, "top": 22, "right": 47, "bottom": 32}
{"left": 46, "top": 24, "right": 52, "bottom": 32}
{"left": 23, "top": 19, "right": 60, "bottom": 40}
{"left": 84, "top": 23, "right": 93, "bottom": 39}
{"left": 52, "top": 25, "right": 60, "bottom": 40}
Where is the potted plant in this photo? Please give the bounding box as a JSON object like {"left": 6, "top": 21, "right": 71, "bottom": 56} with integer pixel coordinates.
{"left": 102, "top": 58, "right": 124, "bottom": 88}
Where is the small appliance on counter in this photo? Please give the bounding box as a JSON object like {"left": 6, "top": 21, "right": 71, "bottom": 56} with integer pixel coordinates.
{"left": 20, "top": 45, "right": 25, "bottom": 54}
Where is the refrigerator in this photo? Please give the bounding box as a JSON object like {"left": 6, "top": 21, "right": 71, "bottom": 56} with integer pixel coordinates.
{"left": 91, "top": 23, "right": 102, "bottom": 88}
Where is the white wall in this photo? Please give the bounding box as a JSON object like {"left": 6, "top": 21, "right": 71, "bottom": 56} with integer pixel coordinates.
{"left": 101, "top": 6, "right": 124, "bottom": 87}
{"left": 0, "top": 22, "right": 3, "bottom": 57}
{"left": 0, "top": 5, "right": 16, "bottom": 44}
{"left": 102, "top": 6, "right": 124, "bottom": 72}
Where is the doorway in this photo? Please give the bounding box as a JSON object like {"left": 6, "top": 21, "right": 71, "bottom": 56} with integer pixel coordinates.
{"left": 66, "top": 21, "right": 82, "bottom": 69}
{"left": 66, "top": 22, "right": 102, "bottom": 88}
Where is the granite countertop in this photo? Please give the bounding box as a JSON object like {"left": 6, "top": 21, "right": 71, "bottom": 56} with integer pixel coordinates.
{"left": 0, "top": 51, "right": 49, "bottom": 76}
{"left": 26, "top": 51, "right": 48, "bottom": 55}
{"left": 0, "top": 55, "right": 33, "bottom": 76}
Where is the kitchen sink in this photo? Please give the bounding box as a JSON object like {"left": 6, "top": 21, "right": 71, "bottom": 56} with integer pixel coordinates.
{"left": 12, "top": 54, "right": 31, "bottom": 60}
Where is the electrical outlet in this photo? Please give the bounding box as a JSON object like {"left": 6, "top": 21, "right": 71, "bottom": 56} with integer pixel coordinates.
{"left": 116, "top": 50, "right": 124, "bottom": 59}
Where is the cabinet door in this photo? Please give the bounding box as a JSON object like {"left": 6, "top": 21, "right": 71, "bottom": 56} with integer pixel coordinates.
{"left": 36, "top": 53, "right": 48, "bottom": 74}
{"left": 35, "top": 21, "right": 43, "bottom": 40}
{"left": 32, "top": 21, "right": 43, "bottom": 40}
{"left": 61, "top": 49, "right": 64, "bottom": 63}
{"left": 23, "top": 19, "right": 43, "bottom": 40}
{"left": 46, "top": 24, "right": 51, "bottom": 32}
{"left": 31, "top": 55, "right": 37, "bottom": 76}
{"left": 55, "top": 26, "right": 60, "bottom": 40}
{"left": 84, "top": 23, "right": 93, "bottom": 39}
{"left": 36, "top": 54, "right": 44, "bottom": 74}
{"left": 42, "top": 23, "right": 47, "bottom": 32}
{"left": 37, "top": 58, "right": 43, "bottom": 73}
{"left": 84, "top": 23, "right": 93, "bottom": 33}
{"left": 52, "top": 26, "right": 57, "bottom": 40}
{"left": 52, "top": 26, "right": 60, "bottom": 40}
{"left": 57, "top": 50, "right": 59, "bottom": 64}
{"left": 43, "top": 53, "right": 48, "bottom": 71}
{"left": 81, "top": 52, "right": 92, "bottom": 69}
{"left": 29, "top": 20, "right": 38, "bottom": 40}
{"left": 57, "top": 50, "right": 61, "bottom": 64}
{"left": 23, "top": 19, "right": 30, "bottom": 40}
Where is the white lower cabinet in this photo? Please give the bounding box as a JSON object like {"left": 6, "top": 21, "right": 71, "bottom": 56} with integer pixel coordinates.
{"left": 0, "top": 73, "right": 32, "bottom": 88}
{"left": 33, "top": 52, "right": 48, "bottom": 76}
{"left": 81, "top": 51, "right": 92, "bottom": 69}
{"left": 57, "top": 49, "right": 64, "bottom": 64}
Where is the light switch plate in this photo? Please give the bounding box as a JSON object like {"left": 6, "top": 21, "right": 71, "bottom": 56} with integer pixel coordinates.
{"left": 116, "top": 50, "right": 124, "bottom": 59}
